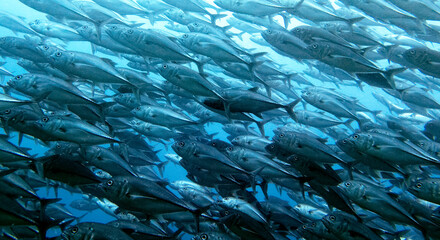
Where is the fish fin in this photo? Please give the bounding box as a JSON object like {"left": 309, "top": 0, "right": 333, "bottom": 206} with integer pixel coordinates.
{"left": 209, "top": 13, "right": 227, "bottom": 24}
{"left": 344, "top": 16, "right": 365, "bottom": 26}
{"left": 384, "top": 67, "right": 406, "bottom": 89}
{"left": 284, "top": 98, "right": 301, "bottom": 122}
{"left": 344, "top": 119, "right": 355, "bottom": 132}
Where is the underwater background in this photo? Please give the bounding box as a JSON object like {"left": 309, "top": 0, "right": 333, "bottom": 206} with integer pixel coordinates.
{"left": 1, "top": 0, "right": 440, "bottom": 239}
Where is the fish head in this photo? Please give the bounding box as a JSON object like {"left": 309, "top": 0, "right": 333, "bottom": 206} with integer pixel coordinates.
{"left": 178, "top": 32, "right": 197, "bottom": 48}
{"left": 35, "top": 116, "right": 61, "bottom": 133}
{"left": 403, "top": 47, "right": 429, "bottom": 66}
{"left": 307, "top": 41, "right": 329, "bottom": 59}
{"left": 424, "top": 120, "right": 440, "bottom": 133}
{"left": 407, "top": 179, "right": 427, "bottom": 196}
{"left": 128, "top": 119, "right": 143, "bottom": 129}
{"left": 192, "top": 232, "right": 216, "bottom": 240}
{"left": 121, "top": 28, "right": 140, "bottom": 43}
{"left": 224, "top": 145, "right": 239, "bottom": 158}
{"left": 336, "top": 135, "right": 358, "bottom": 153}
{"left": 7, "top": 74, "right": 34, "bottom": 92}
{"left": 157, "top": 63, "right": 178, "bottom": 79}
{"left": 299, "top": 220, "right": 325, "bottom": 236}
{"left": 231, "top": 136, "right": 244, "bottom": 145}
{"left": 172, "top": 139, "right": 198, "bottom": 159}
{"left": 0, "top": 107, "right": 23, "bottom": 123}
{"left": 131, "top": 105, "right": 155, "bottom": 119}
{"left": 28, "top": 19, "right": 43, "bottom": 30}
{"left": 115, "top": 93, "right": 137, "bottom": 107}
{"left": 99, "top": 177, "right": 127, "bottom": 198}
{"left": 208, "top": 139, "right": 232, "bottom": 151}
{"left": 104, "top": 24, "right": 128, "bottom": 41}
{"left": 49, "top": 141, "right": 79, "bottom": 155}
{"left": 17, "top": 59, "right": 35, "bottom": 68}
{"left": 301, "top": 89, "right": 318, "bottom": 103}
{"left": 273, "top": 130, "right": 295, "bottom": 147}
{"left": 321, "top": 213, "right": 341, "bottom": 229}
{"left": 264, "top": 142, "right": 280, "bottom": 156}
{"left": 261, "top": 29, "right": 280, "bottom": 43}
{"left": 75, "top": 23, "right": 98, "bottom": 40}
{"left": 36, "top": 43, "right": 60, "bottom": 59}
{"left": 115, "top": 211, "right": 138, "bottom": 221}
{"left": 337, "top": 180, "right": 366, "bottom": 200}
{"left": 187, "top": 22, "right": 206, "bottom": 33}
{"left": 337, "top": 133, "right": 372, "bottom": 154}
{"left": 49, "top": 50, "right": 72, "bottom": 65}
{"left": 61, "top": 224, "right": 93, "bottom": 240}
{"left": 164, "top": 8, "right": 186, "bottom": 21}
{"left": 290, "top": 26, "right": 310, "bottom": 41}
{"left": 0, "top": 37, "right": 14, "bottom": 49}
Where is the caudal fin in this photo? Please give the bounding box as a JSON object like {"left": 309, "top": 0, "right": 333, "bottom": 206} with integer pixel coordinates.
{"left": 284, "top": 99, "right": 301, "bottom": 122}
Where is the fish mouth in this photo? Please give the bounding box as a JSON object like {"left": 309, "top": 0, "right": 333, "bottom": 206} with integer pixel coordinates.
{"left": 34, "top": 121, "right": 43, "bottom": 128}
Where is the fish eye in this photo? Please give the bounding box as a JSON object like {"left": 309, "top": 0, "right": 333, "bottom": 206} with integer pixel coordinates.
{"left": 15, "top": 75, "right": 22, "bottom": 80}
{"left": 135, "top": 106, "right": 140, "bottom": 111}
{"left": 194, "top": 23, "right": 198, "bottom": 26}
{"left": 227, "top": 147, "right": 233, "bottom": 151}
{"left": 127, "top": 29, "right": 134, "bottom": 34}
{"left": 4, "top": 109, "right": 10, "bottom": 114}
{"left": 107, "top": 180, "right": 113, "bottom": 186}
{"left": 311, "top": 223, "right": 316, "bottom": 227}
{"left": 353, "top": 134, "right": 359, "bottom": 139}
{"left": 200, "top": 234, "right": 208, "bottom": 240}
{"left": 416, "top": 182, "right": 422, "bottom": 188}
{"left": 111, "top": 26, "right": 117, "bottom": 30}
{"left": 419, "top": 142, "right": 424, "bottom": 147}
{"left": 345, "top": 182, "right": 351, "bottom": 187}
{"left": 163, "top": 64, "right": 167, "bottom": 69}
{"left": 71, "top": 227, "right": 78, "bottom": 234}
{"left": 302, "top": 225, "right": 307, "bottom": 229}
{"left": 312, "top": 43, "right": 318, "bottom": 49}
{"left": 178, "top": 141, "right": 185, "bottom": 147}
{"left": 42, "top": 117, "right": 49, "bottom": 122}
{"left": 342, "top": 139, "right": 347, "bottom": 144}
{"left": 329, "top": 215, "right": 336, "bottom": 221}
{"left": 82, "top": 25, "right": 88, "bottom": 29}
{"left": 279, "top": 133, "right": 284, "bottom": 138}
{"left": 55, "top": 52, "right": 62, "bottom": 57}
{"left": 43, "top": 45, "right": 49, "bottom": 50}
{"left": 224, "top": 210, "right": 229, "bottom": 215}
{"left": 410, "top": 49, "right": 415, "bottom": 55}
{"left": 56, "top": 144, "right": 61, "bottom": 149}
{"left": 183, "top": 34, "right": 188, "bottom": 38}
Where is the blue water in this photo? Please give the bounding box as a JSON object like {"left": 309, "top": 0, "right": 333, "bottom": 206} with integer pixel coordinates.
{"left": 0, "top": 0, "right": 435, "bottom": 239}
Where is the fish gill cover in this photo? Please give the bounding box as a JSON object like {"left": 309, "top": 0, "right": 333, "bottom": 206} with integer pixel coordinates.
{"left": 0, "top": 0, "right": 440, "bottom": 239}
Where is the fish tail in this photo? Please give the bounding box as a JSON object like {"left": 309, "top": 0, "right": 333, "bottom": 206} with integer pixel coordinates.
{"left": 383, "top": 67, "right": 406, "bottom": 89}
{"left": 284, "top": 72, "right": 298, "bottom": 88}
{"left": 343, "top": 119, "right": 355, "bottom": 132}
{"left": 209, "top": 13, "right": 227, "bottom": 24}
{"left": 344, "top": 16, "right": 364, "bottom": 26}
{"left": 256, "top": 120, "right": 267, "bottom": 137}
{"left": 156, "top": 160, "right": 168, "bottom": 177}
{"left": 284, "top": 99, "right": 301, "bottom": 122}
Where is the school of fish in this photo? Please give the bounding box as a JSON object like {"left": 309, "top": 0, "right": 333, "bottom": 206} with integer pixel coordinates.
{"left": 1, "top": 0, "right": 440, "bottom": 239}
